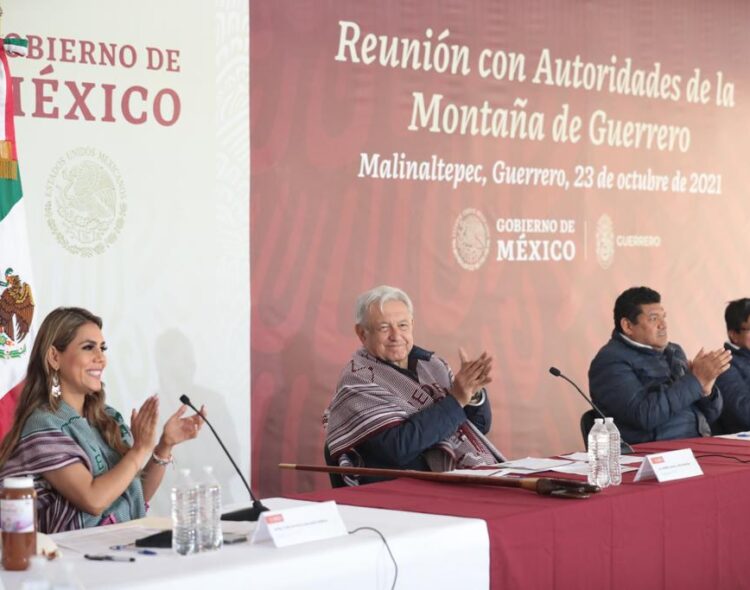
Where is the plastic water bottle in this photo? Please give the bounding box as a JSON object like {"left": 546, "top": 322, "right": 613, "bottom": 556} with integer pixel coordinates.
{"left": 605, "top": 417, "right": 622, "bottom": 486}
{"left": 587, "top": 418, "right": 610, "bottom": 488}
{"left": 171, "top": 468, "right": 198, "bottom": 555}
{"left": 197, "top": 466, "right": 223, "bottom": 551}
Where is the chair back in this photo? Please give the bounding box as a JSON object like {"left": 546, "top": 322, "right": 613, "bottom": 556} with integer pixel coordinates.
{"left": 323, "top": 443, "right": 347, "bottom": 488}
{"left": 580, "top": 409, "right": 598, "bottom": 449}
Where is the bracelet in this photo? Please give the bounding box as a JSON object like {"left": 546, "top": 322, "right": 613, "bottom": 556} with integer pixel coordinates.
{"left": 151, "top": 450, "right": 174, "bottom": 466}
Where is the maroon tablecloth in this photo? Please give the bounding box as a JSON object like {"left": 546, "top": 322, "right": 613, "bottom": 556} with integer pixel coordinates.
{"left": 294, "top": 437, "right": 750, "bottom": 590}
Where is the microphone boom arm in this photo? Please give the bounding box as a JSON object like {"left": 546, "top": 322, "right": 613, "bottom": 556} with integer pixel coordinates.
{"left": 548, "top": 367, "right": 636, "bottom": 455}
{"left": 179, "top": 394, "right": 268, "bottom": 521}
{"left": 556, "top": 372, "right": 606, "bottom": 419}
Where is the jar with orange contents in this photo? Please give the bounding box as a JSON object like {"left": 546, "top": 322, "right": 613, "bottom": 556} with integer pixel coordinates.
{"left": 1, "top": 476, "right": 37, "bottom": 571}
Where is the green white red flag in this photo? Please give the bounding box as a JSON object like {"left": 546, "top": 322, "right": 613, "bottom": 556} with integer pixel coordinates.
{"left": 0, "top": 37, "right": 33, "bottom": 438}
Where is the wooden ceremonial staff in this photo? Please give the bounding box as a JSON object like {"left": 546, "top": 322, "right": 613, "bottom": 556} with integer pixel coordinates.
{"left": 279, "top": 463, "right": 601, "bottom": 499}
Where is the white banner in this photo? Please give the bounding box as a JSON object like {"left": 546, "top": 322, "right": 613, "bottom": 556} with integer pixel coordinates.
{"left": 4, "top": 0, "right": 250, "bottom": 515}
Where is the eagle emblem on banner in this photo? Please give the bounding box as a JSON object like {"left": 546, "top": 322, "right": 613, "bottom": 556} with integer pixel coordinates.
{"left": 0, "top": 267, "right": 34, "bottom": 359}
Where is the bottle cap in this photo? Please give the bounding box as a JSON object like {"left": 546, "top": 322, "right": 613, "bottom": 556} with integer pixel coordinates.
{"left": 3, "top": 476, "right": 33, "bottom": 489}
{"left": 594, "top": 418, "right": 604, "bottom": 424}
{"left": 604, "top": 417, "right": 614, "bottom": 423}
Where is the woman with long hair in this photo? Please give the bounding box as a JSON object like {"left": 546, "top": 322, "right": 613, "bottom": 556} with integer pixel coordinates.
{"left": 0, "top": 307, "right": 205, "bottom": 533}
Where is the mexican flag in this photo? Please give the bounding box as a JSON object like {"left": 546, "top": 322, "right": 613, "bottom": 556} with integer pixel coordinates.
{"left": 0, "top": 37, "right": 33, "bottom": 439}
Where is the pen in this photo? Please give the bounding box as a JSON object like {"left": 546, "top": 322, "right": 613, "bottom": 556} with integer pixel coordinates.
{"left": 84, "top": 554, "right": 135, "bottom": 562}
{"left": 110, "top": 545, "right": 157, "bottom": 555}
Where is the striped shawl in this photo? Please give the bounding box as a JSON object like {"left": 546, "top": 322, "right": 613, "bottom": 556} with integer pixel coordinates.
{"left": 0, "top": 401, "right": 146, "bottom": 533}
{"left": 324, "top": 347, "right": 504, "bottom": 475}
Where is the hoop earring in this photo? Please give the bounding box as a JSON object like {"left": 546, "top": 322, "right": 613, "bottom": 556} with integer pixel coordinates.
{"left": 50, "top": 371, "right": 62, "bottom": 399}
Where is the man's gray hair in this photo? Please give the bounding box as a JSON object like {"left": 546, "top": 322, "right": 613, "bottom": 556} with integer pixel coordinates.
{"left": 355, "top": 285, "right": 414, "bottom": 326}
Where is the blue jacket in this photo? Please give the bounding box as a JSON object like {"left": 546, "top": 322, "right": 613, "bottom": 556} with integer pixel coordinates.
{"left": 716, "top": 343, "right": 750, "bottom": 433}
{"left": 588, "top": 331, "right": 722, "bottom": 444}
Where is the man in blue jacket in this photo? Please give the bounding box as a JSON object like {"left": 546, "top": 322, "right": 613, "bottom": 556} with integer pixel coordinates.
{"left": 716, "top": 298, "right": 750, "bottom": 433}
{"left": 589, "top": 286, "right": 730, "bottom": 443}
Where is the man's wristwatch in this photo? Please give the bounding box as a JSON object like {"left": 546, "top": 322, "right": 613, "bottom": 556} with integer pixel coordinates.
{"left": 468, "top": 389, "right": 486, "bottom": 406}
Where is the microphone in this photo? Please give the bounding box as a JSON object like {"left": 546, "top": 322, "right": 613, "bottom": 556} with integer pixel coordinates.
{"left": 179, "top": 394, "right": 268, "bottom": 521}
{"left": 548, "top": 367, "right": 635, "bottom": 454}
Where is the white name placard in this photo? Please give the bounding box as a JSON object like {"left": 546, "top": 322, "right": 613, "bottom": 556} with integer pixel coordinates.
{"left": 633, "top": 448, "right": 703, "bottom": 483}
{"left": 251, "top": 500, "right": 347, "bottom": 548}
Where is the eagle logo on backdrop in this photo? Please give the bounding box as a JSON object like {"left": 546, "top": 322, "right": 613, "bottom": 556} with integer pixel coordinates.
{"left": 45, "top": 147, "right": 127, "bottom": 257}
{"left": 595, "top": 214, "right": 615, "bottom": 270}
{"left": 452, "top": 208, "right": 491, "bottom": 271}
{"left": 0, "top": 267, "right": 34, "bottom": 360}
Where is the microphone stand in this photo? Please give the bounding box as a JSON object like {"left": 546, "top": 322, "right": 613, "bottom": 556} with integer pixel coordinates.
{"left": 549, "top": 367, "right": 635, "bottom": 454}
{"left": 179, "top": 394, "right": 268, "bottom": 521}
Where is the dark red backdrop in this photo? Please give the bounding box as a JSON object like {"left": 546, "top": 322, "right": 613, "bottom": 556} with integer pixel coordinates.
{"left": 251, "top": 0, "right": 750, "bottom": 496}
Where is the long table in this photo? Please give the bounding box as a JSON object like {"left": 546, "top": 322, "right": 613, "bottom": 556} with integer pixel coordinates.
{"left": 297, "top": 437, "right": 750, "bottom": 590}
{"left": 0, "top": 498, "right": 489, "bottom": 589}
